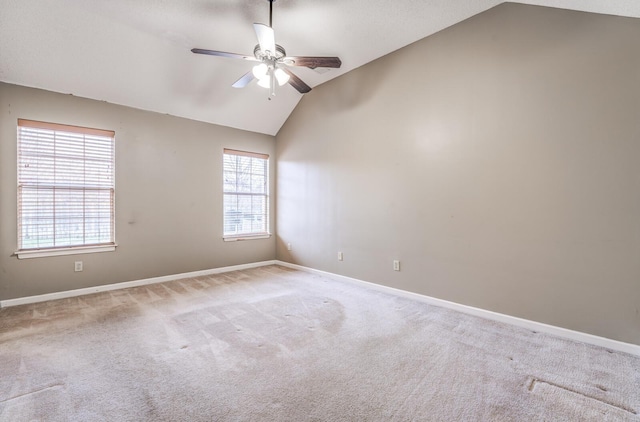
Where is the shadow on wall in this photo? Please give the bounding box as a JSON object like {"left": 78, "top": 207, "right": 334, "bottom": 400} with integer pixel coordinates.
{"left": 314, "top": 55, "right": 394, "bottom": 113}
{"left": 275, "top": 235, "right": 293, "bottom": 262}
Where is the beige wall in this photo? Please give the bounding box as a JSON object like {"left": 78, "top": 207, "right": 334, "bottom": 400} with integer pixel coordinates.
{"left": 276, "top": 4, "right": 640, "bottom": 344}
{"left": 0, "top": 82, "right": 276, "bottom": 300}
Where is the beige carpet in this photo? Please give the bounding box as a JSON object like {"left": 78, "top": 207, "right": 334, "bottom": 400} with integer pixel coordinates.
{"left": 1, "top": 265, "right": 638, "bottom": 421}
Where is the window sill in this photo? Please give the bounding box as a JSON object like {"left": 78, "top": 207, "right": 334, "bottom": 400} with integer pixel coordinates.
{"left": 16, "top": 244, "right": 117, "bottom": 259}
{"left": 223, "top": 234, "right": 271, "bottom": 242}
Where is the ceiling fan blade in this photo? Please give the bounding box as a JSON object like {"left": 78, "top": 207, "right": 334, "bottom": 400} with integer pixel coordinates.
{"left": 253, "top": 23, "right": 276, "bottom": 56}
{"left": 281, "top": 68, "right": 311, "bottom": 94}
{"left": 232, "top": 71, "right": 255, "bottom": 88}
{"left": 283, "top": 56, "right": 342, "bottom": 69}
{"left": 191, "top": 48, "right": 257, "bottom": 61}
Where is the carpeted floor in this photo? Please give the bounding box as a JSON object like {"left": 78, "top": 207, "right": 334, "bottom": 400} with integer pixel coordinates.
{"left": 1, "top": 265, "right": 638, "bottom": 421}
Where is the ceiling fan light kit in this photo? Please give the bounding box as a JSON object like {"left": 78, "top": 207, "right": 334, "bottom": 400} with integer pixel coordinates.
{"left": 251, "top": 33, "right": 290, "bottom": 95}
{"left": 191, "top": 0, "right": 341, "bottom": 98}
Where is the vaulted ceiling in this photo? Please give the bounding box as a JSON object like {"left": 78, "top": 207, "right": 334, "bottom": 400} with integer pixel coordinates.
{"left": 1, "top": 0, "right": 639, "bottom": 135}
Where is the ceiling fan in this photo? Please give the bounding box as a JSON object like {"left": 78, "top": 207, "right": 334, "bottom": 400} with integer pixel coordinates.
{"left": 191, "top": 0, "right": 341, "bottom": 97}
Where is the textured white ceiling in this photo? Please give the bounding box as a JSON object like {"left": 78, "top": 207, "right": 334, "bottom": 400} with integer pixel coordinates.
{"left": 1, "top": 0, "right": 639, "bottom": 135}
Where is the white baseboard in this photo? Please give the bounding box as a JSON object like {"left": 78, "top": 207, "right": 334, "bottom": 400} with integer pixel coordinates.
{"left": 3, "top": 258, "right": 638, "bottom": 357}
{"left": 0, "top": 260, "right": 277, "bottom": 308}
{"left": 274, "top": 260, "right": 640, "bottom": 357}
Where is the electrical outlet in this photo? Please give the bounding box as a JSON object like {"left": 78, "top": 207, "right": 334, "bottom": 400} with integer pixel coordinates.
{"left": 74, "top": 261, "right": 83, "bottom": 272}
{"left": 393, "top": 260, "right": 400, "bottom": 271}
{"left": 338, "top": 252, "right": 343, "bottom": 261}
{"left": 287, "top": 243, "right": 292, "bottom": 251}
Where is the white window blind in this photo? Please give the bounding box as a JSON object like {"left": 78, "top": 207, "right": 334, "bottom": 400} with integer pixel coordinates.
{"left": 17, "top": 119, "right": 115, "bottom": 253}
{"left": 223, "top": 148, "right": 269, "bottom": 239}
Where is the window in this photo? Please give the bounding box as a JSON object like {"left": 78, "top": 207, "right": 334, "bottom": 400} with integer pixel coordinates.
{"left": 17, "top": 119, "right": 116, "bottom": 258}
{"left": 223, "top": 148, "right": 269, "bottom": 240}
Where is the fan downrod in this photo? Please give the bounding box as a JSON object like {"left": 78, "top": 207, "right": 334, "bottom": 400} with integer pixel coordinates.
{"left": 268, "top": 0, "right": 275, "bottom": 28}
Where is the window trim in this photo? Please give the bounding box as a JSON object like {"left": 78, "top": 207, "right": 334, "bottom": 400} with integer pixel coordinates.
{"left": 223, "top": 234, "right": 271, "bottom": 242}
{"left": 16, "top": 244, "right": 117, "bottom": 260}
{"left": 222, "top": 148, "right": 270, "bottom": 241}
{"left": 15, "top": 119, "right": 116, "bottom": 258}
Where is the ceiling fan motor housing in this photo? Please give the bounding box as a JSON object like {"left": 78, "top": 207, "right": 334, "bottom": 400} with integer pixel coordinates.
{"left": 254, "top": 44, "right": 286, "bottom": 61}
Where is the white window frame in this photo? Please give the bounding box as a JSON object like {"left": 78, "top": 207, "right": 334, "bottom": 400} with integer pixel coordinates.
{"left": 16, "top": 119, "right": 116, "bottom": 259}
{"left": 223, "top": 148, "right": 270, "bottom": 241}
